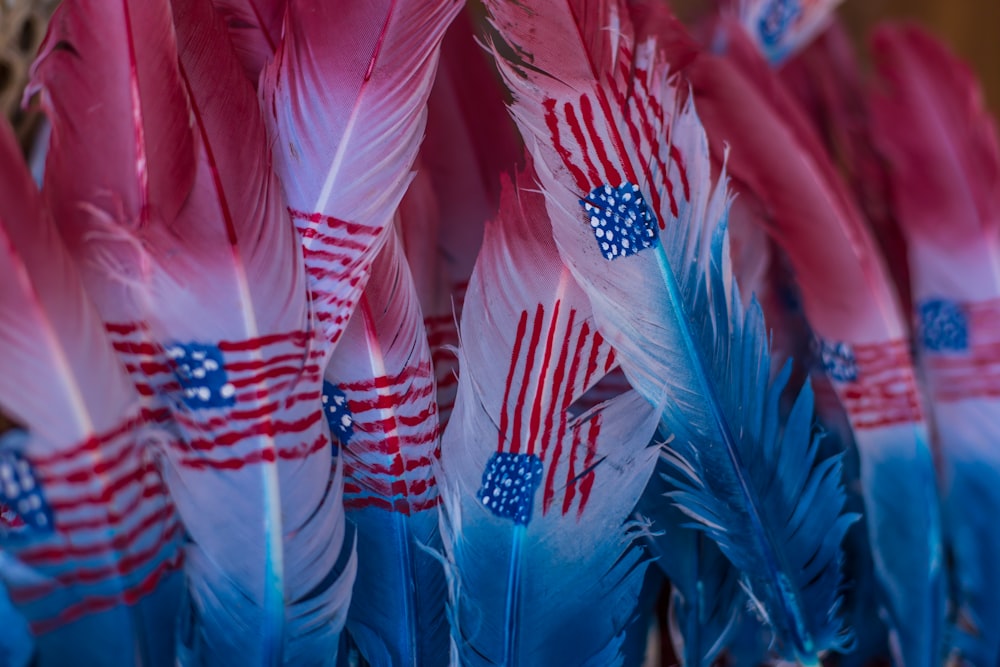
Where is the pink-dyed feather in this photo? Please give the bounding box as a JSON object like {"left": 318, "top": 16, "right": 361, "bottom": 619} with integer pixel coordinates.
{"left": 0, "top": 119, "right": 182, "bottom": 666}
{"left": 262, "top": 0, "right": 462, "bottom": 352}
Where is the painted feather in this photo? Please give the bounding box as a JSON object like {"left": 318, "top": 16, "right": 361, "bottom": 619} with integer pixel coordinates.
{"left": 0, "top": 118, "right": 183, "bottom": 667}
{"left": 323, "top": 229, "right": 447, "bottom": 666}
{"left": 439, "top": 164, "right": 662, "bottom": 666}
{"left": 262, "top": 0, "right": 462, "bottom": 352}
{"left": 667, "top": 20, "right": 945, "bottom": 665}
{"left": 210, "top": 0, "right": 286, "bottom": 84}
{"left": 484, "top": 0, "right": 856, "bottom": 660}
{"left": 26, "top": 0, "right": 196, "bottom": 405}
{"left": 779, "top": 19, "right": 913, "bottom": 316}
{"left": 400, "top": 7, "right": 523, "bottom": 428}
{"left": 728, "top": 0, "right": 843, "bottom": 65}
{"left": 870, "top": 24, "right": 1000, "bottom": 666}
{"left": 31, "top": 0, "right": 355, "bottom": 662}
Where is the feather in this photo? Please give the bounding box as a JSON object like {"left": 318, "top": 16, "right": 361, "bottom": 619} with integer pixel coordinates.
{"left": 26, "top": 0, "right": 196, "bottom": 405}
{"left": 323, "top": 229, "right": 448, "bottom": 666}
{"left": 439, "top": 164, "right": 662, "bottom": 666}
{"left": 779, "top": 19, "right": 913, "bottom": 317}
{"left": 727, "top": 0, "right": 843, "bottom": 65}
{"left": 400, "top": 7, "right": 523, "bottom": 428}
{"left": 262, "top": 0, "right": 462, "bottom": 352}
{"left": 649, "top": 495, "right": 743, "bottom": 666}
{"left": 869, "top": 24, "right": 1000, "bottom": 666}
{"left": 665, "top": 19, "right": 946, "bottom": 665}
{"left": 0, "top": 119, "right": 183, "bottom": 666}
{"left": 209, "top": 0, "right": 286, "bottom": 84}
{"left": 483, "top": 0, "right": 855, "bottom": 659}
{"left": 31, "top": 0, "right": 355, "bottom": 662}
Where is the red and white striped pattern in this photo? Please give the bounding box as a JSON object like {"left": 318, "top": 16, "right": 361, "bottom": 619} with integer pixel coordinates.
{"left": 497, "top": 303, "right": 617, "bottom": 518}
{"left": 926, "top": 297, "right": 1000, "bottom": 402}
{"left": 835, "top": 339, "right": 924, "bottom": 430}
{"left": 9, "top": 410, "right": 183, "bottom": 634}
{"left": 108, "top": 324, "right": 327, "bottom": 470}
{"left": 341, "top": 359, "right": 440, "bottom": 514}
{"left": 290, "top": 207, "right": 382, "bottom": 348}
{"left": 168, "top": 330, "right": 327, "bottom": 470}
{"left": 541, "top": 45, "right": 688, "bottom": 226}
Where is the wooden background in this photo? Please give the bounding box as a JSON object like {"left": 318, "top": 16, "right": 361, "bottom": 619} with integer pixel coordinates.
{"left": 840, "top": 0, "right": 1000, "bottom": 113}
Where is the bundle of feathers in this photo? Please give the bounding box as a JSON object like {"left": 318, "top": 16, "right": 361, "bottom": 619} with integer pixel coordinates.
{"left": 0, "top": 0, "right": 997, "bottom": 665}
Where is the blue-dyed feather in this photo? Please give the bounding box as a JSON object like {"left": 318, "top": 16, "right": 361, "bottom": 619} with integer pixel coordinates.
{"left": 639, "top": 474, "right": 743, "bottom": 667}
{"left": 483, "top": 1, "right": 856, "bottom": 660}
{"left": 324, "top": 230, "right": 448, "bottom": 666}
{"left": 438, "top": 166, "right": 662, "bottom": 666}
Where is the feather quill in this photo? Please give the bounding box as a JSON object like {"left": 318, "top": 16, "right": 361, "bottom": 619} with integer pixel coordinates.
{"left": 31, "top": 0, "right": 355, "bottom": 661}
{"left": 666, "top": 19, "right": 946, "bottom": 665}
{"left": 870, "top": 24, "right": 1000, "bottom": 666}
{"left": 262, "top": 0, "right": 462, "bottom": 353}
{"left": 323, "top": 229, "right": 448, "bottom": 666}
{"left": 439, "top": 165, "right": 662, "bottom": 666}
{"left": 484, "top": 0, "right": 855, "bottom": 659}
{"left": 0, "top": 119, "right": 183, "bottom": 667}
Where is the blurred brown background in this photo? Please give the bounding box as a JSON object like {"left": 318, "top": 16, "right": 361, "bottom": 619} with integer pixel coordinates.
{"left": 840, "top": 0, "right": 1000, "bottom": 113}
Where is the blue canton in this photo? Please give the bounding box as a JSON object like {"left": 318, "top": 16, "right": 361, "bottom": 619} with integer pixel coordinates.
{"left": 478, "top": 452, "right": 544, "bottom": 526}
{"left": 0, "top": 445, "right": 53, "bottom": 537}
{"left": 758, "top": 0, "right": 800, "bottom": 47}
{"left": 322, "top": 381, "right": 354, "bottom": 453}
{"left": 919, "top": 299, "right": 969, "bottom": 352}
{"left": 166, "top": 342, "right": 236, "bottom": 410}
{"left": 816, "top": 339, "right": 859, "bottom": 383}
{"left": 580, "top": 183, "right": 659, "bottom": 261}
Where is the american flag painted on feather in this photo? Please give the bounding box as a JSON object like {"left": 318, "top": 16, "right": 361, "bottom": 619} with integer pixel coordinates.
{"left": 919, "top": 297, "right": 1000, "bottom": 403}
{"left": 482, "top": 302, "right": 619, "bottom": 522}
{"left": 816, "top": 338, "right": 924, "bottom": 430}
{"left": 324, "top": 360, "right": 440, "bottom": 514}
{"left": 107, "top": 323, "right": 329, "bottom": 468}
{"left": 2, "top": 417, "right": 183, "bottom": 635}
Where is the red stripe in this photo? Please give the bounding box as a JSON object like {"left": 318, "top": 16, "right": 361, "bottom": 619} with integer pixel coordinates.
{"left": 576, "top": 416, "right": 603, "bottom": 516}
{"left": 218, "top": 330, "right": 310, "bottom": 352}
{"left": 21, "top": 508, "right": 178, "bottom": 565}
{"left": 297, "top": 226, "right": 369, "bottom": 253}
{"left": 511, "top": 306, "right": 545, "bottom": 455}
{"left": 288, "top": 208, "right": 381, "bottom": 237}
{"left": 105, "top": 322, "right": 143, "bottom": 336}
{"left": 625, "top": 68, "right": 671, "bottom": 219}
{"left": 184, "top": 411, "right": 322, "bottom": 451}
{"left": 527, "top": 301, "right": 562, "bottom": 455}
{"left": 54, "top": 477, "right": 166, "bottom": 533}
{"left": 346, "top": 382, "right": 435, "bottom": 415}
{"left": 561, "top": 424, "right": 582, "bottom": 516}
{"left": 540, "top": 309, "right": 577, "bottom": 460}
{"left": 15, "top": 522, "right": 181, "bottom": 604}
{"left": 544, "top": 322, "right": 589, "bottom": 513}
{"left": 179, "top": 432, "right": 327, "bottom": 470}
{"left": 564, "top": 102, "right": 602, "bottom": 187}
{"left": 339, "top": 362, "right": 432, "bottom": 391}
{"left": 499, "top": 311, "right": 530, "bottom": 454}
{"left": 545, "top": 98, "right": 589, "bottom": 191}
{"left": 27, "top": 553, "right": 183, "bottom": 635}
{"left": 579, "top": 94, "right": 623, "bottom": 186}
